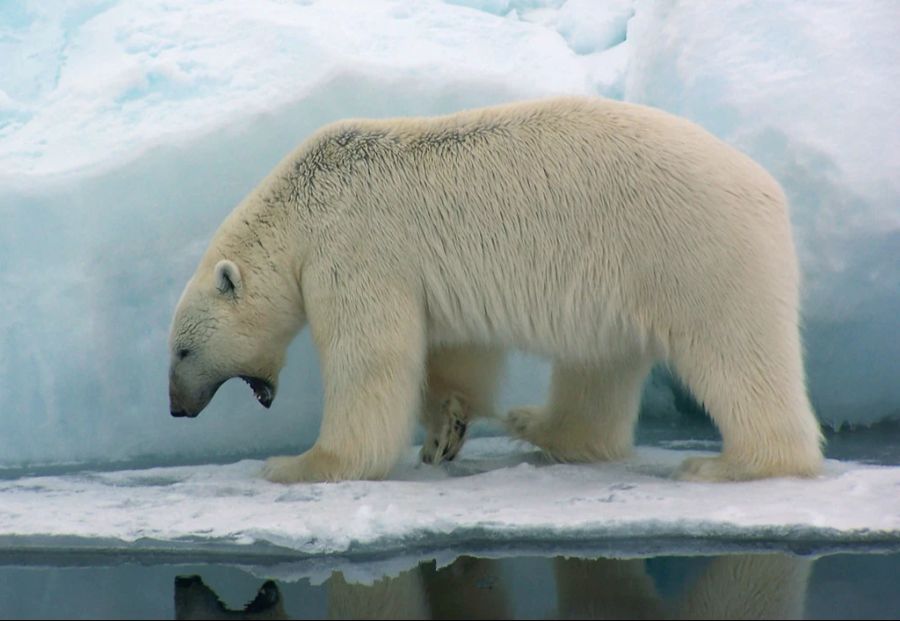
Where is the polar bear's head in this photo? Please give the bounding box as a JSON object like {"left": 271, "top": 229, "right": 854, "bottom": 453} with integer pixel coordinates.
{"left": 168, "top": 257, "right": 302, "bottom": 418}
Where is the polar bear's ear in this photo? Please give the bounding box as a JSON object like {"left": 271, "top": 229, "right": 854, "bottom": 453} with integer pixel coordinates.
{"left": 214, "top": 259, "right": 242, "bottom": 297}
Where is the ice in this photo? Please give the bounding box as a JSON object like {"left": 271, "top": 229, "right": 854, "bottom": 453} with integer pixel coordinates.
{"left": 556, "top": 0, "right": 633, "bottom": 55}
{"left": 625, "top": 1, "right": 900, "bottom": 426}
{"left": 0, "top": 1, "right": 898, "bottom": 469}
{"left": 0, "top": 0, "right": 592, "bottom": 469}
{"left": 0, "top": 438, "right": 898, "bottom": 572}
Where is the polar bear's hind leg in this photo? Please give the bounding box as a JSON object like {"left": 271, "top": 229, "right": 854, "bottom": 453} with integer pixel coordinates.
{"left": 507, "top": 353, "right": 654, "bottom": 463}
{"left": 671, "top": 321, "right": 823, "bottom": 481}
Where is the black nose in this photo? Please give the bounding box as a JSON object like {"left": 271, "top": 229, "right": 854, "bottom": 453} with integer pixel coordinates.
{"left": 170, "top": 409, "right": 196, "bottom": 418}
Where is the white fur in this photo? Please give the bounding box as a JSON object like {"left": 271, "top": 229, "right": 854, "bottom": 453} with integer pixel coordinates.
{"left": 169, "top": 96, "right": 823, "bottom": 483}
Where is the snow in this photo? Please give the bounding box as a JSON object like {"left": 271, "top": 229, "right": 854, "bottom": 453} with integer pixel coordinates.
{"left": 0, "top": 0, "right": 898, "bottom": 469}
{"left": 1, "top": 438, "right": 898, "bottom": 574}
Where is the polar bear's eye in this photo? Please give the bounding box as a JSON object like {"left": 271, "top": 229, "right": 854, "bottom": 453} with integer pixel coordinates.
{"left": 177, "top": 348, "right": 191, "bottom": 360}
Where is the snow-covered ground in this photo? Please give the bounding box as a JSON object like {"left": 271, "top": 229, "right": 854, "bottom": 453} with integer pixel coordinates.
{"left": 1, "top": 0, "right": 898, "bottom": 469}
{"left": 2, "top": 438, "right": 898, "bottom": 577}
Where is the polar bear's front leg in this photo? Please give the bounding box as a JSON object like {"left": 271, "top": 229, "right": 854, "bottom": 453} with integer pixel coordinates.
{"left": 263, "top": 283, "right": 426, "bottom": 483}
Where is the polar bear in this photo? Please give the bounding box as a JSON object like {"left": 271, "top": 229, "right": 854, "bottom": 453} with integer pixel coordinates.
{"left": 168, "top": 96, "right": 823, "bottom": 483}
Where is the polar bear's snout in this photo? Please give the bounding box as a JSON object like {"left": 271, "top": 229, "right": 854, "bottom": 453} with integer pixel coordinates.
{"left": 168, "top": 370, "right": 222, "bottom": 419}
{"left": 169, "top": 370, "right": 276, "bottom": 417}
{"left": 169, "top": 388, "right": 201, "bottom": 418}
{"left": 168, "top": 383, "right": 206, "bottom": 418}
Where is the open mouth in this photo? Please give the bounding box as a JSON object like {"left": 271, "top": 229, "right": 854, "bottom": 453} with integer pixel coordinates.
{"left": 241, "top": 376, "right": 274, "bottom": 408}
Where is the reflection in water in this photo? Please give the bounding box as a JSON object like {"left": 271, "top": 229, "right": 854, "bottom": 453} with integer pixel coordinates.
{"left": 554, "top": 557, "right": 665, "bottom": 620}
{"left": 328, "top": 556, "right": 510, "bottom": 620}
{"left": 174, "top": 575, "right": 287, "bottom": 620}
{"left": 175, "top": 553, "right": 811, "bottom": 620}
{"left": 672, "top": 555, "right": 810, "bottom": 620}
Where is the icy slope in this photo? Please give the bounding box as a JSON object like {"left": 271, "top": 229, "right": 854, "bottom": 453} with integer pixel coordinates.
{"left": 0, "top": 0, "right": 897, "bottom": 469}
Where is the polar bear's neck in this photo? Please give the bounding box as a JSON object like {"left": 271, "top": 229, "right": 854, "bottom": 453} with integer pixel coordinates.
{"left": 208, "top": 174, "right": 306, "bottom": 286}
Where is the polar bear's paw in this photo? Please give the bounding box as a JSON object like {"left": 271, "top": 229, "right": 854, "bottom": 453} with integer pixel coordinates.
{"left": 506, "top": 406, "right": 634, "bottom": 463}
{"left": 262, "top": 456, "right": 306, "bottom": 483}
{"left": 506, "top": 407, "right": 587, "bottom": 462}
{"left": 262, "top": 447, "right": 345, "bottom": 483}
{"left": 675, "top": 456, "right": 752, "bottom": 482}
{"left": 420, "top": 394, "right": 469, "bottom": 464}
{"left": 676, "top": 454, "right": 821, "bottom": 482}
{"left": 506, "top": 406, "right": 550, "bottom": 441}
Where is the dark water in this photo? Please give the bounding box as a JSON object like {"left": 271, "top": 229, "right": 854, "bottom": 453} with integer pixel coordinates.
{"left": 0, "top": 550, "right": 898, "bottom": 619}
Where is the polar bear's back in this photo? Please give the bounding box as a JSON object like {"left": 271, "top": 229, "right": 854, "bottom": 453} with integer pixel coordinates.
{"left": 301, "top": 98, "right": 797, "bottom": 357}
